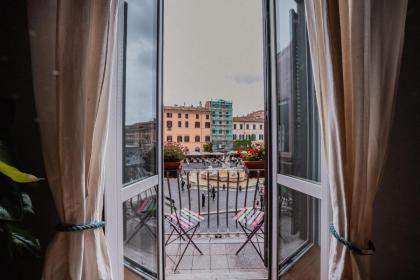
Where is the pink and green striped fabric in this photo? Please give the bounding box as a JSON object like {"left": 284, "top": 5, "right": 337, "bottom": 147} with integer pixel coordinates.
{"left": 233, "top": 207, "right": 264, "bottom": 228}
{"left": 165, "top": 208, "right": 204, "bottom": 231}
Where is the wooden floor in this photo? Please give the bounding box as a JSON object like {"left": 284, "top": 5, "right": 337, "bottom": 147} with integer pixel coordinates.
{"left": 281, "top": 245, "right": 320, "bottom": 280}
{"left": 125, "top": 268, "right": 145, "bottom": 280}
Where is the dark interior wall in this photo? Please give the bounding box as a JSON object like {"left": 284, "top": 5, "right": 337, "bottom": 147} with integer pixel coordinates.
{"left": 372, "top": 0, "right": 420, "bottom": 279}
{"left": 0, "top": 0, "right": 58, "bottom": 279}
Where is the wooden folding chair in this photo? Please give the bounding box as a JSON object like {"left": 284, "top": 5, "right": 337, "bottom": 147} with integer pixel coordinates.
{"left": 165, "top": 196, "right": 204, "bottom": 271}
{"left": 233, "top": 207, "right": 265, "bottom": 262}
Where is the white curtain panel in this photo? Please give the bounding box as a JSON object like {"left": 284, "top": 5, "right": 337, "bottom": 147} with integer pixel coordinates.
{"left": 304, "top": 0, "right": 408, "bottom": 279}
{"left": 27, "top": 0, "right": 118, "bottom": 279}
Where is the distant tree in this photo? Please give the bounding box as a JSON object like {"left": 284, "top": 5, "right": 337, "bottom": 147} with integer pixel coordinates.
{"left": 233, "top": 140, "right": 252, "bottom": 150}
{"left": 203, "top": 142, "right": 213, "bottom": 152}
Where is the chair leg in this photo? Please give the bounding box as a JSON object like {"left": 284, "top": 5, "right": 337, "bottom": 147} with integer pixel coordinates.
{"left": 173, "top": 225, "right": 199, "bottom": 271}
{"left": 124, "top": 219, "right": 147, "bottom": 244}
{"left": 180, "top": 224, "right": 203, "bottom": 255}
{"left": 236, "top": 222, "right": 264, "bottom": 262}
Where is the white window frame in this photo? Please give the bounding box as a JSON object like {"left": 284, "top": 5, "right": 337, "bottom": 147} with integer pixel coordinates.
{"left": 265, "top": 0, "right": 331, "bottom": 279}
{"left": 104, "top": 0, "right": 164, "bottom": 279}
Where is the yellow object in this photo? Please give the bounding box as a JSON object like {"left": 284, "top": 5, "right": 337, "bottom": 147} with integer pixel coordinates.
{"left": 0, "top": 160, "right": 43, "bottom": 183}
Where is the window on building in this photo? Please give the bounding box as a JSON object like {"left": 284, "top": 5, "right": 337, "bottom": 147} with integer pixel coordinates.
{"left": 252, "top": 134, "right": 256, "bottom": 140}
{"left": 167, "top": 112, "right": 172, "bottom": 118}
{"left": 219, "top": 130, "right": 222, "bottom": 134}
{"left": 195, "top": 136, "right": 200, "bottom": 142}
{"left": 219, "top": 121, "right": 222, "bottom": 125}
{"left": 184, "top": 136, "right": 190, "bottom": 142}
{"left": 185, "top": 121, "right": 189, "bottom": 128}
{"left": 240, "top": 124, "right": 243, "bottom": 129}
{"left": 233, "top": 134, "right": 237, "bottom": 140}
{"left": 166, "top": 121, "right": 172, "bottom": 128}
{"left": 205, "top": 122, "right": 210, "bottom": 128}
{"left": 233, "top": 124, "right": 236, "bottom": 129}
{"left": 178, "top": 113, "right": 181, "bottom": 118}
{"left": 246, "top": 124, "right": 249, "bottom": 129}
{"left": 212, "top": 130, "right": 216, "bottom": 134}
{"left": 185, "top": 113, "right": 189, "bottom": 119}
{"left": 226, "top": 130, "right": 229, "bottom": 133}
{"left": 205, "top": 136, "right": 210, "bottom": 142}
{"left": 195, "top": 122, "right": 200, "bottom": 128}
{"left": 196, "top": 114, "right": 199, "bottom": 119}
{"left": 177, "top": 136, "right": 182, "bottom": 142}
{"left": 259, "top": 134, "right": 263, "bottom": 140}
{"left": 253, "top": 124, "right": 256, "bottom": 130}
{"left": 167, "top": 135, "right": 173, "bottom": 142}
{"left": 260, "top": 124, "right": 263, "bottom": 130}
{"left": 206, "top": 114, "right": 209, "bottom": 119}
{"left": 178, "top": 121, "right": 182, "bottom": 128}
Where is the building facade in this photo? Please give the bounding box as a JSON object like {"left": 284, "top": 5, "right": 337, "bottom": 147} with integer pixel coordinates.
{"left": 233, "top": 110, "right": 265, "bottom": 143}
{"left": 163, "top": 105, "right": 211, "bottom": 153}
{"left": 206, "top": 99, "right": 233, "bottom": 152}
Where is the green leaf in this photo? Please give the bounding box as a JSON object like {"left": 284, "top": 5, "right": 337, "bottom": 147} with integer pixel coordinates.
{"left": 5, "top": 223, "right": 40, "bottom": 257}
{"left": 21, "top": 193, "right": 34, "bottom": 215}
{"left": 0, "top": 188, "right": 22, "bottom": 221}
{"left": 0, "top": 160, "right": 44, "bottom": 183}
{"left": 0, "top": 203, "right": 14, "bottom": 221}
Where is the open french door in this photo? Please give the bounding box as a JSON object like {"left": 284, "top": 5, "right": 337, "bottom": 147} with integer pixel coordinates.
{"left": 264, "top": 0, "right": 330, "bottom": 279}
{"left": 105, "top": 0, "right": 164, "bottom": 279}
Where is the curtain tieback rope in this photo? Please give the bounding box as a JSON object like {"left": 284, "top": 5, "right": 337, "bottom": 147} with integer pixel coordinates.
{"left": 56, "top": 221, "right": 106, "bottom": 232}
{"left": 329, "top": 224, "right": 375, "bottom": 255}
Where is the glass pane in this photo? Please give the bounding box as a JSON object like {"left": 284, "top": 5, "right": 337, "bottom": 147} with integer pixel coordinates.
{"left": 124, "top": 186, "right": 158, "bottom": 277}
{"left": 278, "top": 184, "right": 320, "bottom": 279}
{"left": 275, "top": 0, "right": 320, "bottom": 182}
{"left": 123, "top": 0, "right": 158, "bottom": 184}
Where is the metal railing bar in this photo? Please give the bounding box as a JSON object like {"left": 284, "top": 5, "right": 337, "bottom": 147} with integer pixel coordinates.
{"left": 253, "top": 170, "right": 260, "bottom": 208}
{"left": 196, "top": 171, "right": 200, "bottom": 215}
{"left": 166, "top": 171, "right": 173, "bottom": 214}
{"left": 207, "top": 170, "right": 210, "bottom": 229}
{"left": 176, "top": 171, "right": 182, "bottom": 212}
{"left": 226, "top": 170, "right": 229, "bottom": 231}
{"left": 244, "top": 171, "right": 250, "bottom": 208}
{"left": 186, "top": 171, "right": 191, "bottom": 213}
{"left": 235, "top": 170, "right": 240, "bottom": 228}
{"left": 216, "top": 171, "right": 220, "bottom": 232}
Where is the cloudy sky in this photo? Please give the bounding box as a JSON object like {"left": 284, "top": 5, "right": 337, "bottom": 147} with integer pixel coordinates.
{"left": 163, "top": 0, "right": 265, "bottom": 116}
{"left": 125, "top": 0, "right": 297, "bottom": 124}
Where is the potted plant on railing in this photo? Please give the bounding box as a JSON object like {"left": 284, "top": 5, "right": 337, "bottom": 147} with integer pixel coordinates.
{"left": 163, "top": 142, "right": 186, "bottom": 176}
{"left": 238, "top": 143, "right": 265, "bottom": 177}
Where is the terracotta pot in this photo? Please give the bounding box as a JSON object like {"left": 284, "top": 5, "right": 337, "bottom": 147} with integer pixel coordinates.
{"left": 164, "top": 161, "right": 181, "bottom": 177}
{"left": 243, "top": 160, "right": 265, "bottom": 170}
{"left": 164, "top": 161, "right": 181, "bottom": 170}
{"left": 243, "top": 160, "right": 265, "bottom": 177}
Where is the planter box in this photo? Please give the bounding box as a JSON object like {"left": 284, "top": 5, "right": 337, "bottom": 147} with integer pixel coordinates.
{"left": 243, "top": 160, "right": 265, "bottom": 178}
{"left": 164, "top": 161, "right": 181, "bottom": 177}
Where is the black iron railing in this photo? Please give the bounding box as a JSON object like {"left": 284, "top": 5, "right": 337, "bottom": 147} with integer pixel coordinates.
{"left": 164, "top": 168, "right": 266, "bottom": 234}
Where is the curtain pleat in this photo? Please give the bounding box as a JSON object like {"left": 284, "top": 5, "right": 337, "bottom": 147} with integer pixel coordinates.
{"left": 27, "top": 0, "right": 118, "bottom": 279}
{"left": 305, "top": 0, "right": 408, "bottom": 279}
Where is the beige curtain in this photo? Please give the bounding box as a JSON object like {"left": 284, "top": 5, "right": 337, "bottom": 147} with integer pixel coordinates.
{"left": 27, "top": 0, "right": 118, "bottom": 279}
{"left": 305, "top": 0, "right": 407, "bottom": 279}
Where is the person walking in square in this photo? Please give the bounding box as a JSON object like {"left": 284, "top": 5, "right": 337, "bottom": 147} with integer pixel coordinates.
{"left": 201, "top": 193, "right": 206, "bottom": 207}
{"left": 211, "top": 186, "right": 216, "bottom": 200}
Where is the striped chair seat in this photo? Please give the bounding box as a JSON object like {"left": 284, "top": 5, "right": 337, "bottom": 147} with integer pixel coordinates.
{"left": 165, "top": 208, "right": 204, "bottom": 231}
{"left": 136, "top": 197, "right": 156, "bottom": 213}
{"left": 233, "top": 207, "right": 264, "bottom": 228}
